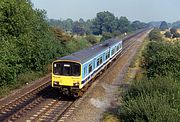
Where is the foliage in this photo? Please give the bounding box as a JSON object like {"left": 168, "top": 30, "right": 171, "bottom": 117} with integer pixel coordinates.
{"left": 164, "top": 31, "right": 172, "bottom": 38}
{"left": 170, "top": 28, "right": 180, "bottom": 38}
{"left": 118, "top": 36, "right": 180, "bottom": 122}
{"left": 0, "top": 0, "right": 62, "bottom": 87}
{"left": 120, "top": 48, "right": 180, "bottom": 121}
{"left": 119, "top": 76, "right": 180, "bottom": 122}
{"left": 65, "top": 39, "right": 91, "bottom": 53}
{"left": 170, "top": 28, "right": 177, "bottom": 35}
{"left": 48, "top": 18, "right": 73, "bottom": 32}
{"left": 72, "top": 21, "right": 86, "bottom": 36}
{"left": 116, "top": 17, "right": 131, "bottom": 34}
{"left": 51, "top": 27, "right": 72, "bottom": 44}
{"left": 100, "top": 32, "right": 114, "bottom": 42}
{"left": 148, "top": 29, "right": 162, "bottom": 41}
{"left": 159, "top": 21, "right": 168, "bottom": 31}
{"left": 91, "top": 11, "right": 115, "bottom": 35}
{"left": 48, "top": 11, "right": 148, "bottom": 36}
{"left": 142, "top": 41, "right": 180, "bottom": 79}
{"left": 173, "top": 32, "right": 180, "bottom": 38}
{"left": 172, "top": 21, "right": 180, "bottom": 29}
{"left": 131, "top": 21, "right": 148, "bottom": 31}
{"left": 85, "top": 35, "right": 98, "bottom": 45}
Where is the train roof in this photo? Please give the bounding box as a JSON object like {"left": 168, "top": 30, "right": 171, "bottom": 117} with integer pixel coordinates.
{"left": 58, "top": 38, "right": 122, "bottom": 64}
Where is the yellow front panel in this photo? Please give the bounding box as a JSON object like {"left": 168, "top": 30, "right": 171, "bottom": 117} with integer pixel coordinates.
{"left": 52, "top": 75, "right": 82, "bottom": 88}
{"left": 52, "top": 60, "right": 82, "bottom": 88}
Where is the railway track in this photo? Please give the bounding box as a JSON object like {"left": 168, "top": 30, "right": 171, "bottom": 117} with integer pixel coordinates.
{"left": 0, "top": 29, "right": 150, "bottom": 122}
{"left": 27, "top": 98, "right": 75, "bottom": 122}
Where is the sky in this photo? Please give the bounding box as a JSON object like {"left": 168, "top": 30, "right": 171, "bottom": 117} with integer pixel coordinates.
{"left": 31, "top": 0, "right": 180, "bottom": 23}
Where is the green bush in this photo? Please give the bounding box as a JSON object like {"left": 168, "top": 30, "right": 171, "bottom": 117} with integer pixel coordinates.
{"left": 65, "top": 39, "right": 91, "bottom": 53}
{"left": 100, "top": 32, "right": 114, "bottom": 42}
{"left": 142, "top": 41, "right": 180, "bottom": 79}
{"left": 85, "top": 35, "right": 98, "bottom": 45}
{"left": 119, "top": 77, "right": 180, "bottom": 122}
{"left": 120, "top": 93, "right": 180, "bottom": 122}
{"left": 164, "top": 31, "right": 172, "bottom": 38}
{"left": 148, "top": 29, "right": 162, "bottom": 41}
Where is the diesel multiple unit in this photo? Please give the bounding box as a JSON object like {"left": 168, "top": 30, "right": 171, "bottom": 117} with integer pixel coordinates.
{"left": 52, "top": 38, "right": 122, "bottom": 96}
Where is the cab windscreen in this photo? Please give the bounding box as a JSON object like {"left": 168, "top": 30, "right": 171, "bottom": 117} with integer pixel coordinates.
{"left": 53, "top": 62, "right": 81, "bottom": 76}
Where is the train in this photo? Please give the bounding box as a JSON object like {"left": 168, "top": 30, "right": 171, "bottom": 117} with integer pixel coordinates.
{"left": 52, "top": 38, "right": 123, "bottom": 97}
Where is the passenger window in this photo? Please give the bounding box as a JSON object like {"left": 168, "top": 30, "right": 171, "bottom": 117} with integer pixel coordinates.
{"left": 111, "top": 48, "right": 115, "bottom": 55}
{"left": 106, "top": 52, "right": 108, "bottom": 59}
{"left": 88, "top": 64, "right": 92, "bottom": 73}
{"left": 117, "top": 45, "right": 119, "bottom": 51}
{"left": 97, "top": 58, "right": 100, "bottom": 67}
{"left": 84, "top": 67, "right": 87, "bottom": 76}
{"left": 100, "top": 57, "right": 102, "bottom": 64}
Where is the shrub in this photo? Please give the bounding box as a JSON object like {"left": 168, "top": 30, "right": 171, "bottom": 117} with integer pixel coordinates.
{"left": 65, "top": 39, "right": 91, "bottom": 53}
{"left": 119, "top": 77, "right": 180, "bottom": 122}
{"left": 100, "top": 32, "right": 114, "bottom": 42}
{"left": 164, "top": 31, "right": 172, "bottom": 38}
{"left": 85, "top": 35, "right": 98, "bottom": 45}
{"left": 119, "top": 93, "right": 180, "bottom": 122}
{"left": 148, "top": 29, "right": 162, "bottom": 41}
{"left": 142, "top": 41, "right": 180, "bottom": 79}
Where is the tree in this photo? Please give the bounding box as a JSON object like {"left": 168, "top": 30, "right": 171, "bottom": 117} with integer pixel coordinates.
{"left": 0, "top": 0, "right": 62, "bottom": 85}
{"left": 84, "top": 19, "right": 93, "bottom": 35}
{"left": 63, "top": 18, "right": 73, "bottom": 32}
{"left": 159, "top": 21, "right": 168, "bottom": 31}
{"left": 91, "top": 11, "right": 115, "bottom": 35}
{"left": 131, "top": 21, "right": 148, "bottom": 31}
{"left": 172, "top": 21, "right": 180, "bottom": 29}
{"left": 116, "top": 17, "right": 131, "bottom": 33}
{"left": 72, "top": 21, "right": 85, "bottom": 35}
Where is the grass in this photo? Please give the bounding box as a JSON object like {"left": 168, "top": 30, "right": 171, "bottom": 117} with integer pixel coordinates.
{"left": 124, "top": 38, "right": 148, "bottom": 83}
{"left": 103, "top": 112, "right": 119, "bottom": 122}
{"left": 129, "top": 39, "right": 149, "bottom": 68}
{"left": 0, "top": 70, "right": 45, "bottom": 98}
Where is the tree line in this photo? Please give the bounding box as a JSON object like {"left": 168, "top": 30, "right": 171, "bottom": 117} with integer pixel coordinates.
{"left": 49, "top": 11, "right": 148, "bottom": 36}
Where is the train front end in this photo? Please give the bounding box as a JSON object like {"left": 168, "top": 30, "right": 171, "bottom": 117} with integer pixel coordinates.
{"left": 52, "top": 60, "right": 82, "bottom": 96}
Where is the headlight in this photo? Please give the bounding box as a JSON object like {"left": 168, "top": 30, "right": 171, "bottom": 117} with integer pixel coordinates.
{"left": 53, "top": 81, "right": 59, "bottom": 85}
{"left": 73, "top": 82, "right": 79, "bottom": 86}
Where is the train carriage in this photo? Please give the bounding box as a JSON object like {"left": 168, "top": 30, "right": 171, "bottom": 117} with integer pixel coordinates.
{"left": 52, "top": 38, "right": 122, "bottom": 96}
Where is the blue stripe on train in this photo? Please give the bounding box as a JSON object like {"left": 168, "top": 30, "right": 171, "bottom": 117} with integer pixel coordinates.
{"left": 81, "top": 51, "right": 121, "bottom": 85}
{"left": 81, "top": 57, "right": 110, "bottom": 84}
